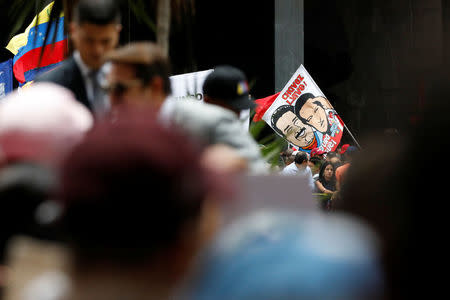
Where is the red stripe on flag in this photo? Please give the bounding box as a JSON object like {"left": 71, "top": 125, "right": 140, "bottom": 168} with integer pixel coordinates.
{"left": 253, "top": 92, "right": 280, "bottom": 122}
{"left": 13, "top": 39, "right": 68, "bottom": 83}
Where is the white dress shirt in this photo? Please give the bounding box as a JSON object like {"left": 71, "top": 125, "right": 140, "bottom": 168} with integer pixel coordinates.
{"left": 281, "top": 163, "right": 315, "bottom": 191}
{"left": 73, "top": 51, "right": 110, "bottom": 117}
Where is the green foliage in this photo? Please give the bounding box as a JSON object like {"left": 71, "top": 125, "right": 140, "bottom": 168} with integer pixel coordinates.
{"left": 249, "top": 119, "right": 286, "bottom": 169}
{"left": 129, "top": 0, "right": 157, "bottom": 33}
{"left": 7, "top": 0, "right": 37, "bottom": 39}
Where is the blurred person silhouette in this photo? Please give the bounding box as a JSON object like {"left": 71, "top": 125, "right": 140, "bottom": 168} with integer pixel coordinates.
{"left": 280, "top": 151, "right": 314, "bottom": 191}
{"left": 310, "top": 147, "right": 326, "bottom": 160}
{"left": 202, "top": 65, "right": 255, "bottom": 116}
{"left": 0, "top": 163, "right": 57, "bottom": 297}
{"left": 200, "top": 144, "right": 248, "bottom": 175}
{"left": 308, "top": 155, "right": 323, "bottom": 179}
{"left": 335, "top": 76, "right": 450, "bottom": 299}
{"left": 325, "top": 151, "right": 342, "bottom": 168}
{"left": 280, "top": 148, "right": 295, "bottom": 167}
{"left": 0, "top": 83, "right": 92, "bottom": 299}
{"left": 0, "top": 83, "right": 93, "bottom": 169}
{"left": 335, "top": 145, "right": 358, "bottom": 191}
{"left": 53, "top": 109, "right": 229, "bottom": 300}
{"left": 314, "top": 161, "right": 336, "bottom": 195}
{"left": 183, "top": 210, "right": 384, "bottom": 300}
{"left": 36, "top": 0, "right": 122, "bottom": 117}
{"left": 325, "top": 151, "right": 338, "bottom": 162}
{"left": 103, "top": 41, "right": 267, "bottom": 173}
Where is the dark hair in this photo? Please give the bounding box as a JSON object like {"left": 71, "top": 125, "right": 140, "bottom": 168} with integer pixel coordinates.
{"left": 135, "top": 61, "right": 172, "bottom": 95}
{"left": 105, "top": 42, "right": 172, "bottom": 95}
{"left": 318, "top": 161, "right": 336, "bottom": 184}
{"left": 309, "top": 155, "right": 323, "bottom": 167}
{"left": 271, "top": 105, "right": 295, "bottom": 136}
{"left": 294, "top": 93, "right": 328, "bottom": 132}
{"left": 0, "top": 163, "right": 56, "bottom": 263}
{"left": 57, "top": 109, "right": 219, "bottom": 264}
{"left": 294, "top": 93, "right": 315, "bottom": 121}
{"left": 73, "top": 0, "right": 121, "bottom": 25}
{"left": 326, "top": 151, "right": 338, "bottom": 159}
{"left": 294, "top": 151, "right": 308, "bottom": 165}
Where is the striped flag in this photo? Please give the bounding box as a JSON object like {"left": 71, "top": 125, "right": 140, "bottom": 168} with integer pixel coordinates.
{"left": 0, "top": 59, "right": 13, "bottom": 99}
{"left": 6, "top": 1, "right": 67, "bottom": 85}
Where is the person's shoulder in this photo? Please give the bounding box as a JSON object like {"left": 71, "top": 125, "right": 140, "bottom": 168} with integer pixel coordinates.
{"left": 169, "top": 99, "right": 238, "bottom": 127}
{"left": 336, "top": 163, "right": 350, "bottom": 171}
{"left": 175, "top": 99, "right": 235, "bottom": 118}
{"left": 34, "top": 57, "right": 77, "bottom": 84}
{"left": 281, "top": 163, "right": 296, "bottom": 175}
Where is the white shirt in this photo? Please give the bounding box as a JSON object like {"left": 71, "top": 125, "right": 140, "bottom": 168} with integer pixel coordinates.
{"left": 73, "top": 51, "right": 110, "bottom": 117}
{"left": 281, "top": 163, "right": 315, "bottom": 191}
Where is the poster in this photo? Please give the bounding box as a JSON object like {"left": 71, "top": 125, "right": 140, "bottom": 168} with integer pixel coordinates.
{"left": 262, "top": 65, "right": 344, "bottom": 153}
{"left": 170, "top": 69, "right": 249, "bottom": 130}
{"left": 169, "top": 69, "right": 213, "bottom": 101}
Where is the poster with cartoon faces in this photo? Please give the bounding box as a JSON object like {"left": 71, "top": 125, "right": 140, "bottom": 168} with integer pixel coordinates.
{"left": 263, "top": 65, "right": 343, "bottom": 153}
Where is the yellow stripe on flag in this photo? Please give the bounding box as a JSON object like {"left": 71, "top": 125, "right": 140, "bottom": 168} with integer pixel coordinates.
{"left": 6, "top": 2, "right": 63, "bottom": 55}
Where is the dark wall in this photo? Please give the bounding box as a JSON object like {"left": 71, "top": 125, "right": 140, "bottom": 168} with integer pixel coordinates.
{"left": 304, "top": 0, "right": 446, "bottom": 140}
{"left": 188, "top": 0, "right": 275, "bottom": 99}
{"left": 2, "top": 0, "right": 448, "bottom": 141}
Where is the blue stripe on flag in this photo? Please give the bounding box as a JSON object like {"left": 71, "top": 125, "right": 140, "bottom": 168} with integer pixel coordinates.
{"left": 21, "top": 61, "right": 63, "bottom": 85}
{"left": 14, "top": 17, "right": 66, "bottom": 64}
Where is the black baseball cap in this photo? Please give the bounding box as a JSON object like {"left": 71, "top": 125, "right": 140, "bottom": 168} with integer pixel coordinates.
{"left": 203, "top": 66, "right": 256, "bottom": 110}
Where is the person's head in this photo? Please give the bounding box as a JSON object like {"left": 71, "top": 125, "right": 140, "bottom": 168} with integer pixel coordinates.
{"left": 104, "top": 41, "right": 171, "bottom": 109}
{"left": 310, "top": 147, "right": 326, "bottom": 159}
{"left": 308, "top": 156, "right": 323, "bottom": 175}
{"left": 335, "top": 70, "right": 450, "bottom": 299}
{"left": 203, "top": 66, "right": 255, "bottom": 115}
{"left": 294, "top": 93, "right": 330, "bottom": 133}
{"left": 185, "top": 211, "right": 384, "bottom": 300}
{"left": 271, "top": 105, "right": 316, "bottom": 149}
{"left": 56, "top": 109, "right": 226, "bottom": 283}
{"left": 0, "top": 163, "right": 56, "bottom": 264}
{"left": 0, "top": 83, "right": 93, "bottom": 168}
{"left": 281, "top": 149, "right": 295, "bottom": 166}
{"left": 294, "top": 151, "right": 308, "bottom": 167}
{"left": 342, "top": 146, "right": 358, "bottom": 163}
{"left": 319, "top": 161, "right": 336, "bottom": 183}
{"left": 339, "top": 144, "right": 350, "bottom": 156}
{"left": 70, "top": 0, "right": 122, "bottom": 69}
{"left": 326, "top": 151, "right": 338, "bottom": 161}
{"left": 330, "top": 156, "right": 342, "bottom": 168}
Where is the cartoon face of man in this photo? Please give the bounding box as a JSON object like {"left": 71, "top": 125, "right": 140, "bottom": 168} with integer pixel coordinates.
{"left": 298, "top": 97, "right": 329, "bottom": 133}
{"left": 273, "top": 110, "right": 316, "bottom": 148}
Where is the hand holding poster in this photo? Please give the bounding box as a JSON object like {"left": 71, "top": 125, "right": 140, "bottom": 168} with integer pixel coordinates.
{"left": 262, "top": 65, "right": 344, "bottom": 153}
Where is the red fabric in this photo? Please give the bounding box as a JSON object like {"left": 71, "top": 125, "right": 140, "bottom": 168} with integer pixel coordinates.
{"left": 13, "top": 39, "right": 68, "bottom": 83}
{"left": 335, "top": 163, "right": 350, "bottom": 186}
{"left": 253, "top": 92, "right": 280, "bottom": 122}
{"left": 0, "top": 131, "right": 58, "bottom": 167}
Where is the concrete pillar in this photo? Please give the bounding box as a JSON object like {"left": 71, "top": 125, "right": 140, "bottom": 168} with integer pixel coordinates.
{"left": 275, "top": 0, "right": 304, "bottom": 92}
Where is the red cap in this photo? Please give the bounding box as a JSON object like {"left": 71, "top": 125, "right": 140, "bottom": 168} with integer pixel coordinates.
{"left": 253, "top": 92, "right": 280, "bottom": 122}
{"left": 310, "top": 147, "right": 326, "bottom": 157}
{"left": 340, "top": 144, "right": 350, "bottom": 155}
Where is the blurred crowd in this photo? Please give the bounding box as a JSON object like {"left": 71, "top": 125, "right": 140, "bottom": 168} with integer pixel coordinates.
{"left": 0, "top": 0, "right": 446, "bottom": 299}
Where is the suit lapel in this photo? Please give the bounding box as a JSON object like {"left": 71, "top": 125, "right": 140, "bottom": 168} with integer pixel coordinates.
{"left": 66, "top": 57, "right": 92, "bottom": 110}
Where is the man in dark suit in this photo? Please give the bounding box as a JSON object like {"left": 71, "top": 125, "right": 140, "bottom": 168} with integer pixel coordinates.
{"left": 35, "top": 0, "right": 122, "bottom": 117}
{"left": 103, "top": 41, "right": 268, "bottom": 173}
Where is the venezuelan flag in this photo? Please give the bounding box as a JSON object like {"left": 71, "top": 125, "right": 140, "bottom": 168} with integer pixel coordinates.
{"left": 6, "top": 1, "right": 67, "bottom": 85}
